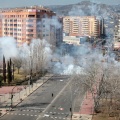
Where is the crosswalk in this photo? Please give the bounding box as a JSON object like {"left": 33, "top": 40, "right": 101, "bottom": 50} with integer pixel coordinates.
{"left": 6, "top": 111, "right": 70, "bottom": 120}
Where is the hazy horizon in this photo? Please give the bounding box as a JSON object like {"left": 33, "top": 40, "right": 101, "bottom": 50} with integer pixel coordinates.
{"left": 0, "top": 0, "right": 120, "bottom": 8}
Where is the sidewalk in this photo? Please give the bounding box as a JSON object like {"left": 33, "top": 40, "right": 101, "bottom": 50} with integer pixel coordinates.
{"left": 0, "top": 73, "right": 53, "bottom": 117}
{"left": 72, "top": 91, "right": 94, "bottom": 120}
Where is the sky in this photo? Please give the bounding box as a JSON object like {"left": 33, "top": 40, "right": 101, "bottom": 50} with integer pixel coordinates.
{"left": 0, "top": 0, "right": 120, "bottom": 8}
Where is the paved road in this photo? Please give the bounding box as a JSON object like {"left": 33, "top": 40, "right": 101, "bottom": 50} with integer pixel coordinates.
{"left": 0, "top": 74, "right": 85, "bottom": 120}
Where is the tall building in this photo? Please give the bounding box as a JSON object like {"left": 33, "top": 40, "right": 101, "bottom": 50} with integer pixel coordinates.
{"left": 0, "top": 6, "right": 62, "bottom": 47}
{"left": 63, "top": 16, "right": 100, "bottom": 37}
{"left": 113, "top": 19, "right": 120, "bottom": 50}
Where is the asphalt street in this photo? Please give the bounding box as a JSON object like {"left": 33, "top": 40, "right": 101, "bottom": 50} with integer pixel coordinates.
{"left": 0, "top": 74, "right": 85, "bottom": 120}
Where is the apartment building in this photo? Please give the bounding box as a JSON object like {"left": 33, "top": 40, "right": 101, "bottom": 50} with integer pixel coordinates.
{"left": 113, "top": 19, "right": 120, "bottom": 50}
{"left": 0, "top": 6, "right": 62, "bottom": 47}
{"left": 63, "top": 16, "right": 100, "bottom": 37}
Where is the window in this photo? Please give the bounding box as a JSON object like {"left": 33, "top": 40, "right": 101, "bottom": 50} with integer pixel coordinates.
{"left": 26, "top": 19, "right": 34, "bottom": 22}
{"left": 14, "top": 28, "right": 17, "bottom": 31}
{"left": 14, "top": 24, "right": 17, "bottom": 26}
{"left": 28, "top": 15, "right": 35, "bottom": 17}
{"left": 10, "top": 33, "right": 13, "bottom": 35}
{"left": 14, "top": 33, "right": 17, "bottom": 35}
{"left": 27, "top": 34, "right": 33, "bottom": 37}
{"left": 14, "top": 19, "right": 17, "bottom": 22}
{"left": 27, "top": 24, "right": 33, "bottom": 27}
{"left": 27, "top": 29, "right": 33, "bottom": 32}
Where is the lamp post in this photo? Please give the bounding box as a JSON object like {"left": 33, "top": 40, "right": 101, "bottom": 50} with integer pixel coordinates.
{"left": 69, "top": 84, "right": 73, "bottom": 120}
{"left": 10, "top": 86, "right": 16, "bottom": 108}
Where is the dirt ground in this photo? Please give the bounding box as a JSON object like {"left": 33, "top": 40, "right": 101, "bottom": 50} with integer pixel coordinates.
{"left": 92, "top": 100, "right": 120, "bottom": 120}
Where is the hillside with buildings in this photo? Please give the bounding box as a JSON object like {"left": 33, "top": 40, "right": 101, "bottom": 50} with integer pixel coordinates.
{"left": 46, "top": 1, "right": 120, "bottom": 18}
{"left": 46, "top": 1, "right": 120, "bottom": 39}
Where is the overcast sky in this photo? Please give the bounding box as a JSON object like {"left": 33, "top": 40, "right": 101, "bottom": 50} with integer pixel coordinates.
{"left": 0, "top": 0, "right": 120, "bottom": 8}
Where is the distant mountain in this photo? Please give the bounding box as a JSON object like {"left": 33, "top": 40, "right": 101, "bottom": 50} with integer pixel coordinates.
{"left": 46, "top": 1, "right": 120, "bottom": 38}
{"left": 46, "top": 1, "right": 120, "bottom": 19}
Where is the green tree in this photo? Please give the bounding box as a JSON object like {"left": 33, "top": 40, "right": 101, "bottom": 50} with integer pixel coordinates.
{"left": 7, "top": 61, "right": 12, "bottom": 84}
{"left": 0, "top": 75, "right": 3, "bottom": 87}
{"left": 3, "top": 55, "right": 6, "bottom": 83}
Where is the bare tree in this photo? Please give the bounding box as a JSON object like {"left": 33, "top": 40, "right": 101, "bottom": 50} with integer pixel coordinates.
{"left": 12, "top": 57, "right": 22, "bottom": 74}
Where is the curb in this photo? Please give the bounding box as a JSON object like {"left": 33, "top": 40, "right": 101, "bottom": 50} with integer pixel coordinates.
{"left": 0, "top": 74, "right": 53, "bottom": 118}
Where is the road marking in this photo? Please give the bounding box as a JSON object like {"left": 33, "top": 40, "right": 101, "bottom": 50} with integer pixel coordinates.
{"left": 44, "top": 114, "right": 49, "bottom": 117}
{"left": 31, "top": 115, "right": 33, "bottom": 116}
{"left": 19, "top": 114, "right": 21, "bottom": 115}
{"left": 36, "top": 77, "right": 71, "bottom": 120}
{"left": 22, "top": 114, "right": 25, "bottom": 115}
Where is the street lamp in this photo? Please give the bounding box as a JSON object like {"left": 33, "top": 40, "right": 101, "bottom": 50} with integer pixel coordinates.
{"left": 28, "top": 53, "right": 33, "bottom": 93}
{"left": 69, "top": 84, "right": 73, "bottom": 120}
{"left": 10, "top": 86, "right": 16, "bottom": 108}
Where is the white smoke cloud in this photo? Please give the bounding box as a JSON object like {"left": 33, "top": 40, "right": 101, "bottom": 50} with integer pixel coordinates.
{"left": 0, "top": 37, "right": 18, "bottom": 60}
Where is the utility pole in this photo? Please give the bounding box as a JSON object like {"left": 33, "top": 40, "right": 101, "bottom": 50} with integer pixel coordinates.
{"left": 69, "top": 84, "right": 73, "bottom": 120}
{"left": 70, "top": 107, "right": 72, "bottom": 120}
{"left": 11, "top": 94, "right": 13, "bottom": 108}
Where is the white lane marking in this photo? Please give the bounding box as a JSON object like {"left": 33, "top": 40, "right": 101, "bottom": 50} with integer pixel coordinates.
{"left": 22, "top": 114, "right": 25, "bottom": 115}
{"left": 35, "top": 115, "right": 37, "bottom": 116}
{"left": 19, "top": 114, "right": 21, "bottom": 115}
{"left": 44, "top": 114, "right": 49, "bottom": 117}
{"left": 31, "top": 115, "right": 33, "bottom": 116}
{"left": 36, "top": 78, "right": 72, "bottom": 120}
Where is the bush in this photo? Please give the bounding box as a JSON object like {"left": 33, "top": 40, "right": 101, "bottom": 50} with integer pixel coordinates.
{"left": 0, "top": 75, "right": 3, "bottom": 87}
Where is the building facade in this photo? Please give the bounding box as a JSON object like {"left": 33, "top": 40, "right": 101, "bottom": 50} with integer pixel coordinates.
{"left": 63, "top": 16, "right": 100, "bottom": 37}
{"left": 113, "top": 19, "right": 120, "bottom": 50}
{"left": 0, "top": 6, "right": 62, "bottom": 47}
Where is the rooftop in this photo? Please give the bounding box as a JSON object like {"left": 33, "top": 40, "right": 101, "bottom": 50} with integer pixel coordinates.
{"left": 0, "top": 5, "right": 54, "bottom": 13}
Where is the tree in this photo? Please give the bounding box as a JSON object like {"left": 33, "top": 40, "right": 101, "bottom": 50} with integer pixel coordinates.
{"left": 7, "top": 61, "right": 12, "bottom": 84}
{"left": 3, "top": 55, "right": 6, "bottom": 83}
{"left": 12, "top": 57, "right": 22, "bottom": 74}
{"left": 0, "top": 75, "right": 3, "bottom": 87}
